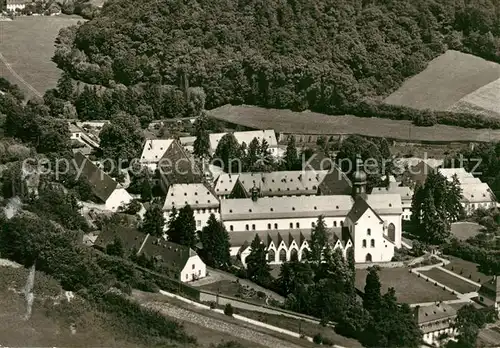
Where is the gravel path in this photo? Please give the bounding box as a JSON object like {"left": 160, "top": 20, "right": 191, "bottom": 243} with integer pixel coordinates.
{"left": 144, "top": 301, "right": 307, "bottom": 348}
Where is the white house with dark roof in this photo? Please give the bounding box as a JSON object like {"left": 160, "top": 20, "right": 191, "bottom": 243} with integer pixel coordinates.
{"left": 73, "top": 152, "right": 132, "bottom": 212}
{"left": 416, "top": 303, "right": 457, "bottom": 346}
{"left": 438, "top": 168, "right": 497, "bottom": 214}
{"left": 139, "top": 139, "right": 174, "bottom": 171}
{"left": 163, "top": 183, "right": 220, "bottom": 229}
{"left": 222, "top": 161, "right": 403, "bottom": 265}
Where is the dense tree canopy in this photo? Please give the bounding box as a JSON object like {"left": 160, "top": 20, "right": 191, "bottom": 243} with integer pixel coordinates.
{"left": 53, "top": 0, "right": 500, "bottom": 123}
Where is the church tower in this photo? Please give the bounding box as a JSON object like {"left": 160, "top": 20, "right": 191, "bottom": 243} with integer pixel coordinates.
{"left": 352, "top": 156, "right": 367, "bottom": 198}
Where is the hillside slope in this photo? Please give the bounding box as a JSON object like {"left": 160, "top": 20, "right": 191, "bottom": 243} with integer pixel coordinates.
{"left": 384, "top": 50, "right": 500, "bottom": 112}
{"left": 54, "top": 0, "right": 500, "bottom": 114}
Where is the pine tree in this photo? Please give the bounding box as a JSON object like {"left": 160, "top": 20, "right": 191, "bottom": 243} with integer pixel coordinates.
{"left": 193, "top": 114, "right": 210, "bottom": 159}
{"left": 363, "top": 266, "right": 382, "bottom": 313}
{"left": 166, "top": 206, "right": 178, "bottom": 237}
{"left": 140, "top": 178, "right": 153, "bottom": 202}
{"left": 246, "top": 137, "right": 261, "bottom": 171}
{"left": 246, "top": 235, "right": 271, "bottom": 285}
{"left": 283, "top": 136, "right": 298, "bottom": 170}
{"left": 141, "top": 204, "right": 165, "bottom": 237}
{"left": 167, "top": 205, "right": 198, "bottom": 248}
{"left": 307, "top": 215, "right": 330, "bottom": 267}
{"left": 199, "top": 214, "right": 231, "bottom": 268}
{"left": 214, "top": 133, "right": 243, "bottom": 173}
{"left": 346, "top": 247, "right": 356, "bottom": 293}
{"left": 56, "top": 71, "right": 74, "bottom": 101}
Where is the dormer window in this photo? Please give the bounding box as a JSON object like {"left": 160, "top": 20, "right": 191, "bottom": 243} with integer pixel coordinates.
{"left": 249, "top": 209, "right": 252, "bottom": 212}
{"left": 292, "top": 207, "right": 295, "bottom": 211}
{"left": 314, "top": 206, "right": 317, "bottom": 210}
{"left": 184, "top": 193, "right": 187, "bottom": 196}
{"left": 229, "top": 209, "right": 233, "bottom": 213}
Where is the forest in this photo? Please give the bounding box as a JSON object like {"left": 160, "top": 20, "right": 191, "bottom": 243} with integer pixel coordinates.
{"left": 52, "top": 0, "right": 500, "bottom": 126}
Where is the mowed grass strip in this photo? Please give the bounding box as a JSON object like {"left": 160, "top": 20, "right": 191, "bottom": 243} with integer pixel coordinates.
{"left": 420, "top": 268, "right": 479, "bottom": 294}
{"left": 355, "top": 267, "right": 457, "bottom": 304}
{"left": 209, "top": 104, "right": 500, "bottom": 143}
{"left": 443, "top": 256, "right": 493, "bottom": 285}
{"left": 0, "top": 16, "right": 82, "bottom": 98}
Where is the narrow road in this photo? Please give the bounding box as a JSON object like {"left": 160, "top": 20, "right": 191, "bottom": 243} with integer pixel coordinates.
{"left": 143, "top": 301, "right": 308, "bottom": 348}
{"left": 0, "top": 52, "right": 42, "bottom": 98}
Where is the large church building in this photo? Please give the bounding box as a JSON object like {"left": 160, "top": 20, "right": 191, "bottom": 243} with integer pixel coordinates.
{"left": 221, "top": 164, "right": 403, "bottom": 265}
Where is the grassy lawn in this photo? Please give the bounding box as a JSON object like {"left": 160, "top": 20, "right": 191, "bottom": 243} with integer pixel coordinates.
{"left": 0, "top": 16, "right": 82, "bottom": 98}
{"left": 420, "top": 268, "right": 479, "bottom": 294}
{"left": 198, "top": 279, "right": 267, "bottom": 305}
{"left": 443, "top": 256, "right": 493, "bottom": 284}
{"left": 450, "top": 222, "right": 484, "bottom": 241}
{"left": 355, "top": 267, "right": 457, "bottom": 304}
{"left": 209, "top": 105, "right": 500, "bottom": 143}
{"left": 234, "top": 308, "right": 364, "bottom": 348}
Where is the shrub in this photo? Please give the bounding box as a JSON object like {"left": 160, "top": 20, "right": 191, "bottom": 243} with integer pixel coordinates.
{"left": 224, "top": 303, "right": 234, "bottom": 317}
{"left": 256, "top": 290, "right": 266, "bottom": 299}
{"left": 322, "top": 337, "right": 334, "bottom": 346}
{"left": 209, "top": 301, "right": 216, "bottom": 309}
{"left": 313, "top": 333, "right": 323, "bottom": 344}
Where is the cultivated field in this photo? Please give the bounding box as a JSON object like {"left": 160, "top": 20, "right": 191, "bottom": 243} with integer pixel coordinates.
{"left": 0, "top": 16, "right": 82, "bottom": 98}
{"left": 355, "top": 267, "right": 457, "bottom": 304}
{"left": 384, "top": 50, "right": 500, "bottom": 116}
{"left": 209, "top": 104, "right": 500, "bottom": 143}
{"left": 420, "top": 268, "right": 479, "bottom": 294}
{"left": 443, "top": 256, "right": 493, "bottom": 284}
{"left": 448, "top": 78, "right": 500, "bottom": 119}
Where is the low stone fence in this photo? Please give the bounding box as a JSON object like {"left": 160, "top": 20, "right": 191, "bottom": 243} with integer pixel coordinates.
{"left": 199, "top": 290, "right": 322, "bottom": 324}
{"left": 355, "top": 261, "right": 405, "bottom": 269}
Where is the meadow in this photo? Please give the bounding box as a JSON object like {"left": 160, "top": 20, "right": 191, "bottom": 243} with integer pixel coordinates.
{"left": 384, "top": 50, "right": 500, "bottom": 115}
{"left": 0, "top": 15, "right": 82, "bottom": 99}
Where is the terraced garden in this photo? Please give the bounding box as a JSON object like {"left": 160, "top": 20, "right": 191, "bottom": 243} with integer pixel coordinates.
{"left": 420, "top": 268, "right": 479, "bottom": 294}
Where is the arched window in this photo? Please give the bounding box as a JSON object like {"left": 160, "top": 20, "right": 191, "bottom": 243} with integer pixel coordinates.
{"left": 252, "top": 224, "right": 256, "bottom": 230}
{"left": 279, "top": 249, "right": 287, "bottom": 262}
{"left": 267, "top": 223, "right": 271, "bottom": 229}
{"left": 274, "top": 223, "right": 278, "bottom": 229}
{"left": 340, "top": 221, "right": 344, "bottom": 227}
{"left": 311, "top": 222, "right": 316, "bottom": 228}
{"left": 296, "top": 222, "right": 300, "bottom": 228}
{"left": 290, "top": 249, "right": 298, "bottom": 261}
{"left": 367, "top": 228, "right": 371, "bottom": 236}
{"left": 362, "top": 239, "right": 367, "bottom": 248}
{"left": 365, "top": 253, "right": 372, "bottom": 262}
{"left": 290, "top": 222, "right": 293, "bottom": 228}
{"left": 267, "top": 249, "right": 275, "bottom": 263}
{"left": 230, "top": 225, "right": 234, "bottom": 231}
{"left": 388, "top": 223, "right": 396, "bottom": 242}
{"left": 371, "top": 239, "right": 375, "bottom": 247}
{"left": 334, "top": 221, "right": 337, "bottom": 227}
{"left": 245, "top": 224, "right": 249, "bottom": 231}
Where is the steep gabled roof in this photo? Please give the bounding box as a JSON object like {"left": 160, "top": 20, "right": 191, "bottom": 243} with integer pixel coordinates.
{"left": 346, "top": 196, "right": 383, "bottom": 223}
{"left": 73, "top": 151, "right": 117, "bottom": 202}
{"left": 416, "top": 303, "right": 457, "bottom": 332}
{"left": 139, "top": 139, "right": 174, "bottom": 164}
{"left": 158, "top": 140, "right": 204, "bottom": 185}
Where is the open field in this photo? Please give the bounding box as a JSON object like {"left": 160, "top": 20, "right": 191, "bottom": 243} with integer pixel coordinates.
{"left": 443, "top": 256, "right": 493, "bottom": 284}
{"left": 384, "top": 50, "right": 500, "bottom": 116}
{"left": 209, "top": 104, "right": 500, "bottom": 143}
{"left": 451, "top": 222, "right": 484, "bottom": 241}
{"left": 449, "top": 78, "right": 500, "bottom": 119}
{"left": 420, "top": 268, "right": 479, "bottom": 294}
{"left": 0, "top": 16, "right": 82, "bottom": 98}
{"left": 234, "top": 308, "right": 364, "bottom": 347}
{"left": 355, "top": 267, "right": 457, "bottom": 304}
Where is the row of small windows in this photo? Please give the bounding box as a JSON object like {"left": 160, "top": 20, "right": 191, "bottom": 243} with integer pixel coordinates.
{"left": 362, "top": 239, "right": 376, "bottom": 248}
{"left": 194, "top": 208, "right": 218, "bottom": 214}
{"left": 229, "top": 220, "right": 344, "bottom": 231}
